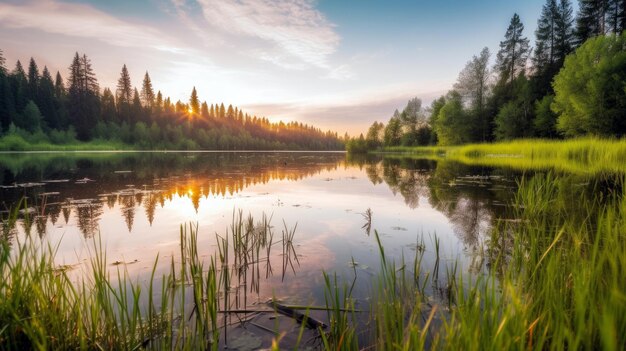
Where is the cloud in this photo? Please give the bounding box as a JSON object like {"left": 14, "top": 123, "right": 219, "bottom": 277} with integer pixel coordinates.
{"left": 241, "top": 86, "right": 448, "bottom": 134}
{"left": 175, "top": 0, "right": 341, "bottom": 70}
{"left": 0, "top": 0, "right": 183, "bottom": 53}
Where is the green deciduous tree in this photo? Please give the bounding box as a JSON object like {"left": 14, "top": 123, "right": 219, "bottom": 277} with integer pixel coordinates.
{"left": 383, "top": 111, "right": 402, "bottom": 146}
{"left": 454, "top": 47, "right": 491, "bottom": 141}
{"left": 494, "top": 76, "right": 534, "bottom": 140}
{"left": 534, "top": 94, "right": 559, "bottom": 137}
{"left": 553, "top": 32, "right": 626, "bottom": 137}
{"left": 434, "top": 91, "right": 472, "bottom": 145}
{"left": 365, "top": 121, "right": 384, "bottom": 149}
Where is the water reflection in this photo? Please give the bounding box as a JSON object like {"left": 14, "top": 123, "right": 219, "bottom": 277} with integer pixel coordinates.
{"left": 348, "top": 155, "right": 516, "bottom": 251}
{"left": 2, "top": 152, "right": 619, "bottom": 281}
{"left": 1, "top": 152, "right": 345, "bottom": 238}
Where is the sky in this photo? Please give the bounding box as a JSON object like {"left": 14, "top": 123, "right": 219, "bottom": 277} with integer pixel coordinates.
{"left": 0, "top": 0, "right": 553, "bottom": 135}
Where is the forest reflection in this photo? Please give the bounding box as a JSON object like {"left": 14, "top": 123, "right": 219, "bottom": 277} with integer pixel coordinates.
{"left": 348, "top": 154, "right": 621, "bottom": 261}
{"left": 3, "top": 153, "right": 612, "bottom": 252}
{"left": 1, "top": 152, "right": 345, "bottom": 239}
{"left": 348, "top": 154, "right": 519, "bottom": 250}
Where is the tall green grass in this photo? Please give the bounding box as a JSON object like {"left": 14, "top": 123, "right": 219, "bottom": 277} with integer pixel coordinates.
{"left": 382, "top": 138, "right": 626, "bottom": 174}
{"left": 0, "top": 219, "right": 220, "bottom": 349}
{"left": 320, "top": 172, "right": 625, "bottom": 350}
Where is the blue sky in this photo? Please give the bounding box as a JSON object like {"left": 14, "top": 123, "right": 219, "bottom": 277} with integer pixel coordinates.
{"left": 0, "top": 0, "right": 556, "bottom": 134}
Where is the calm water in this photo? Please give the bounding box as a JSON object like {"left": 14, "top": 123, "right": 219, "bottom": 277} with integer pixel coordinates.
{"left": 1, "top": 151, "right": 543, "bottom": 346}
{"left": 2, "top": 151, "right": 622, "bottom": 349}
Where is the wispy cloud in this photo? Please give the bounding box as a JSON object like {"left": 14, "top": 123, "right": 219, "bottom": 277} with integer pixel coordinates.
{"left": 174, "top": 0, "right": 341, "bottom": 70}
{"left": 240, "top": 83, "right": 449, "bottom": 134}
{"left": 0, "top": 0, "right": 183, "bottom": 53}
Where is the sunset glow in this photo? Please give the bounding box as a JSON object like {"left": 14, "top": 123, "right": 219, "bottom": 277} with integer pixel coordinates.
{"left": 0, "top": 0, "right": 551, "bottom": 135}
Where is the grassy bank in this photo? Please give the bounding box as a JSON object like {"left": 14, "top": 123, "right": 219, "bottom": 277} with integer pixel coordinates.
{"left": 1, "top": 173, "right": 625, "bottom": 349}
{"left": 0, "top": 134, "right": 133, "bottom": 152}
{"left": 381, "top": 138, "right": 626, "bottom": 174}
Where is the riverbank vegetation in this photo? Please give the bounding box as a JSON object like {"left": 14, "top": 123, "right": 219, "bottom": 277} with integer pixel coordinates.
{"left": 380, "top": 137, "right": 626, "bottom": 174}
{"left": 0, "top": 52, "right": 343, "bottom": 151}
{"left": 2, "top": 171, "right": 624, "bottom": 349}
{"left": 348, "top": 0, "right": 626, "bottom": 153}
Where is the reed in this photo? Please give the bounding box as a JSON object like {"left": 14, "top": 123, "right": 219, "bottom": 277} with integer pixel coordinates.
{"left": 2, "top": 171, "right": 625, "bottom": 349}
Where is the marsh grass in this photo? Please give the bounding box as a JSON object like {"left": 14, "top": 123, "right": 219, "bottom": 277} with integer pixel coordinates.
{"left": 383, "top": 138, "right": 626, "bottom": 174}
{"left": 0, "top": 208, "right": 305, "bottom": 350}
{"left": 2, "top": 172, "right": 625, "bottom": 350}
{"left": 319, "top": 172, "right": 625, "bottom": 350}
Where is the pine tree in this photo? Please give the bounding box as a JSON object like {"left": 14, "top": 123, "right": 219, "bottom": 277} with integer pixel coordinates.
{"left": 101, "top": 88, "right": 116, "bottom": 122}
{"left": 534, "top": 0, "right": 559, "bottom": 69}
{"left": 576, "top": 0, "right": 607, "bottom": 45}
{"left": 606, "top": 0, "right": 626, "bottom": 33}
{"left": 19, "top": 100, "right": 43, "bottom": 133}
{"left": 68, "top": 52, "right": 100, "bottom": 140}
{"left": 140, "top": 71, "right": 155, "bottom": 110}
{"left": 201, "top": 102, "right": 209, "bottom": 120}
{"left": 533, "top": 0, "right": 574, "bottom": 96}
{"left": 10, "top": 60, "right": 28, "bottom": 113}
{"left": 616, "top": 0, "right": 626, "bottom": 33}
{"left": 80, "top": 54, "right": 99, "bottom": 94}
{"left": 116, "top": 64, "right": 132, "bottom": 122}
{"left": 189, "top": 87, "right": 200, "bottom": 116}
{"left": 154, "top": 90, "right": 163, "bottom": 117}
{"left": 0, "top": 73, "right": 14, "bottom": 131}
{"left": 0, "top": 48, "right": 6, "bottom": 76}
{"left": 38, "top": 67, "right": 59, "bottom": 129}
{"left": 53, "top": 71, "right": 69, "bottom": 128}
{"left": 219, "top": 103, "right": 225, "bottom": 119}
{"left": 132, "top": 88, "right": 142, "bottom": 119}
{"left": 0, "top": 49, "right": 15, "bottom": 130}
{"left": 0, "top": 53, "right": 14, "bottom": 130}
{"left": 226, "top": 104, "right": 235, "bottom": 119}
{"left": 54, "top": 72, "right": 65, "bottom": 98}
{"left": 27, "top": 57, "right": 39, "bottom": 102}
{"left": 555, "top": 0, "right": 575, "bottom": 60}
{"left": 496, "top": 13, "right": 530, "bottom": 85}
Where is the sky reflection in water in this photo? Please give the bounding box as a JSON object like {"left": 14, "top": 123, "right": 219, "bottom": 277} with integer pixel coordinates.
{"left": 1, "top": 152, "right": 521, "bottom": 305}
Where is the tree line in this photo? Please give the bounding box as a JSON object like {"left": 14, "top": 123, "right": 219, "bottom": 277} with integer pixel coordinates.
{"left": 350, "top": 0, "right": 626, "bottom": 152}
{"left": 0, "top": 52, "right": 343, "bottom": 150}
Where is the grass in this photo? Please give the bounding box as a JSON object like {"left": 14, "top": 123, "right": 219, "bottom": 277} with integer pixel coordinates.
{"left": 0, "top": 134, "right": 134, "bottom": 152}
{"left": 2, "top": 172, "right": 625, "bottom": 349}
{"left": 319, "top": 171, "right": 626, "bottom": 350}
{"left": 381, "top": 137, "right": 626, "bottom": 174}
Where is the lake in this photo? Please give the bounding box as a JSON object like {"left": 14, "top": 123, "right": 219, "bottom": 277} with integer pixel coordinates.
{"left": 0, "top": 151, "right": 617, "bottom": 349}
